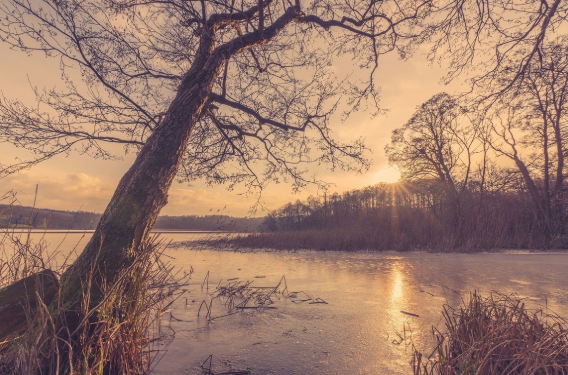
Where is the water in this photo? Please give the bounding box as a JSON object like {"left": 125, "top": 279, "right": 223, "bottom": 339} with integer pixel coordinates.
{"left": 4, "top": 231, "right": 568, "bottom": 375}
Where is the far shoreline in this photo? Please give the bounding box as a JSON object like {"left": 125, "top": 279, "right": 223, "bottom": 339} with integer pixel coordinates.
{"left": 2, "top": 229, "right": 236, "bottom": 234}
{"left": 171, "top": 238, "right": 568, "bottom": 255}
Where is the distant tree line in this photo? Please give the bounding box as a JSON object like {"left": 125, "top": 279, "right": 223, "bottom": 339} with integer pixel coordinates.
{"left": 259, "top": 179, "right": 537, "bottom": 250}
{"left": 0, "top": 205, "right": 261, "bottom": 232}
{"left": 0, "top": 205, "right": 100, "bottom": 229}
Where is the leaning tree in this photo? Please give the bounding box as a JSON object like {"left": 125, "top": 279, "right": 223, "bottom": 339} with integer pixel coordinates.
{"left": 0, "top": 0, "right": 567, "bottom": 325}
{"left": 0, "top": 0, "right": 434, "bottom": 317}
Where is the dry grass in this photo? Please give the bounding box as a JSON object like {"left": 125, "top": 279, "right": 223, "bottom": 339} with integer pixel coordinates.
{"left": 194, "top": 273, "right": 327, "bottom": 323}
{"left": 0, "top": 193, "right": 189, "bottom": 375}
{"left": 197, "top": 275, "right": 288, "bottom": 321}
{"left": 188, "top": 228, "right": 459, "bottom": 252}
{"left": 193, "top": 225, "right": 546, "bottom": 252}
{"left": 413, "top": 292, "right": 568, "bottom": 375}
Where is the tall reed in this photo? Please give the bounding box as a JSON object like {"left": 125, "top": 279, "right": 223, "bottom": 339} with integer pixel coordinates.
{"left": 413, "top": 292, "right": 568, "bottom": 375}
{"left": 0, "top": 193, "right": 188, "bottom": 375}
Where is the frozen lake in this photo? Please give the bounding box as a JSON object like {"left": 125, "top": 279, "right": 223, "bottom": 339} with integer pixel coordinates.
{"left": 3, "top": 231, "right": 568, "bottom": 374}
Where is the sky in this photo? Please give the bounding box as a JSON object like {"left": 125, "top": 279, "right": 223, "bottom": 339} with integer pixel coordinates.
{"left": 0, "top": 38, "right": 464, "bottom": 217}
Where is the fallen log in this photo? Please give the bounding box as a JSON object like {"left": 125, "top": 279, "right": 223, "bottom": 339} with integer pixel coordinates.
{"left": 0, "top": 270, "right": 59, "bottom": 341}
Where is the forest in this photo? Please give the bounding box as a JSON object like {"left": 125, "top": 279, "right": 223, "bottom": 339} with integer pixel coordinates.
{"left": 255, "top": 180, "right": 538, "bottom": 251}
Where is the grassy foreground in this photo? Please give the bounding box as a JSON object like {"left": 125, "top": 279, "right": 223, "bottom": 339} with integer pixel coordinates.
{"left": 0, "top": 228, "right": 186, "bottom": 375}
{"left": 413, "top": 292, "right": 568, "bottom": 375}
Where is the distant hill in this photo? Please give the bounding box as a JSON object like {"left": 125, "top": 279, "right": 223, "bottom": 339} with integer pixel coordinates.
{"left": 0, "top": 205, "right": 263, "bottom": 232}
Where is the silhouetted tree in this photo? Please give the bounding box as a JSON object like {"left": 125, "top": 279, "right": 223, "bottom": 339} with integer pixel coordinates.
{"left": 386, "top": 93, "right": 480, "bottom": 234}
{"left": 489, "top": 38, "right": 568, "bottom": 240}
{"left": 386, "top": 93, "right": 475, "bottom": 194}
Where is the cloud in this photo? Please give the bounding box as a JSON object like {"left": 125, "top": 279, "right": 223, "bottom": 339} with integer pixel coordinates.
{"left": 3, "top": 171, "right": 115, "bottom": 212}
{"left": 2, "top": 171, "right": 285, "bottom": 216}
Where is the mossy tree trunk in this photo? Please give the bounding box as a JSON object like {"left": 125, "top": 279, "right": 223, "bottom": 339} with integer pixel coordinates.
{"left": 58, "top": 37, "right": 222, "bottom": 318}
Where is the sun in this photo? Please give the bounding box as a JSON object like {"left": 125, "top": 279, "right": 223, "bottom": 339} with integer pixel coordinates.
{"left": 374, "top": 167, "right": 401, "bottom": 183}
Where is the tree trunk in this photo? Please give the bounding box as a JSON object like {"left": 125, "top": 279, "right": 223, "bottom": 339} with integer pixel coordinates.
{"left": 58, "top": 38, "right": 224, "bottom": 318}
{"left": 0, "top": 270, "right": 59, "bottom": 341}
{"left": 512, "top": 156, "right": 552, "bottom": 242}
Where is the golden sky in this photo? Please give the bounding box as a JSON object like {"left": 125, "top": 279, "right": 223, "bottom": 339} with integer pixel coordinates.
{"left": 0, "top": 42, "right": 463, "bottom": 216}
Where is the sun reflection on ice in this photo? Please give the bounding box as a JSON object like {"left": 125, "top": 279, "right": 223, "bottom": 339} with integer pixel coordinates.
{"left": 387, "top": 259, "right": 420, "bottom": 353}
{"left": 390, "top": 263, "right": 404, "bottom": 304}
{"left": 389, "top": 260, "right": 409, "bottom": 329}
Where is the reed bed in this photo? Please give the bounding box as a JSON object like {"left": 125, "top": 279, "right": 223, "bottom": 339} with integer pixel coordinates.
{"left": 187, "top": 228, "right": 478, "bottom": 252}
{"left": 413, "top": 292, "right": 568, "bottom": 375}
{"left": 198, "top": 275, "right": 287, "bottom": 321}
{"left": 0, "top": 194, "right": 189, "bottom": 375}
{"left": 0, "top": 236, "right": 188, "bottom": 375}
{"left": 195, "top": 273, "right": 327, "bottom": 323}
